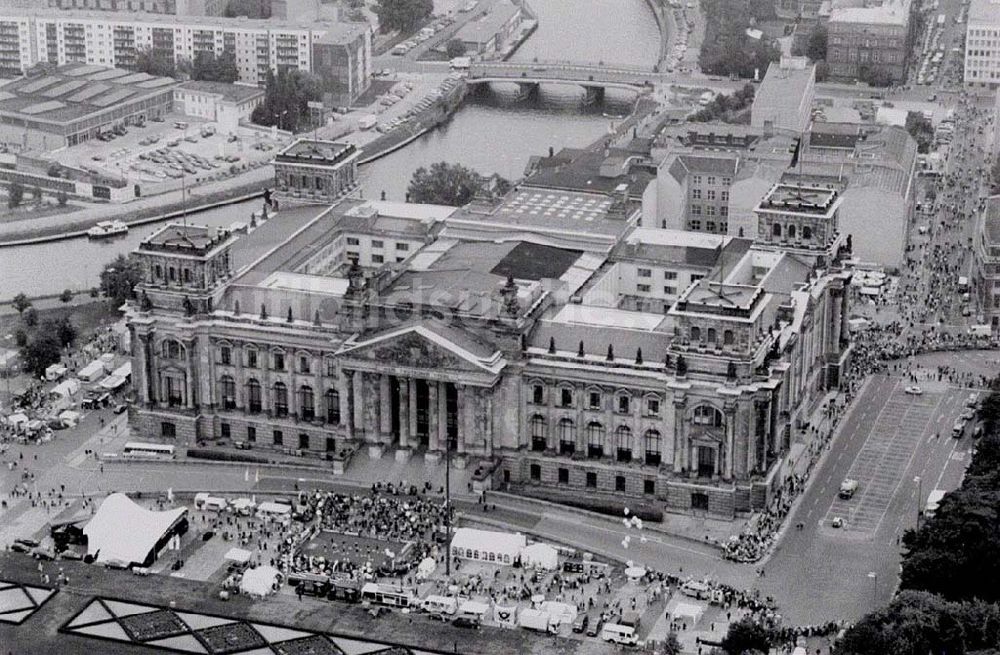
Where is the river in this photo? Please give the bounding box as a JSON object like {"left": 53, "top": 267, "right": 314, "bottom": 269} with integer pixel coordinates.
{"left": 0, "top": 0, "right": 661, "bottom": 300}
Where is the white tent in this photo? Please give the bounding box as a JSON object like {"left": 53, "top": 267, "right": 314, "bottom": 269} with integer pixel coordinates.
{"left": 240, "top": 565, "right": 280, "bottom": 597}
{"left": 99, "top": 353, "right": 115, "bottom": 366}
{"left": 458, "top": 600, "right": 491, "bottom": 620}
{"left": 84, "top": 493, "right": 188, "bottom": 567}
{"left": 257, "top": 501, "right": 291, "bottom": 518}
{"left": 112, "top": 362, "right": 132, "bottom": 379}
{"left": 224, "top": 547, "right": 252, "bottom": 564}
{"left": 50, "top": 379, "right": 81, "bottom": 399}
{"left": 671, "top": 600, "right": 704, "bottom": 624}
{"left": 416, "top": 557, "right": 436, "bottom": 580}
{"left": 45, "top": 364, "right": 67, "bottom": 381}
{"left": 5, "top": 413, "right": 28, "bottom": 430}
{"left": 78, "top": 360, "right": 106, "bottom": 382}
{"left": 59, "top": 410, "right": 82, "bottom": 427}
{"left": 539, "top": 600, "right": 577, "bottom": 625}
{"left": 451, "top": 528, "right": 525, "bottom": 566}
{"left": 520, "top": 543, "right": 558, "bottom": 571}
{"left": 99, "top": 375, "right": 126, "bottom": 390}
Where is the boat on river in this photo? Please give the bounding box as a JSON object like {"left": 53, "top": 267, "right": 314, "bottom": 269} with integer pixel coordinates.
{"left": 86, "top": 220, "right": 129, "bottom": 239}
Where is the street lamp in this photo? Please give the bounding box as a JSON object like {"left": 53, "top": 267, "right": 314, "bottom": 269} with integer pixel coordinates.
{"left": 867, "top": 571, "right": 877, "bottom": 612}
{"left": 914, "top": 476, "right": 922, "bottom": 530}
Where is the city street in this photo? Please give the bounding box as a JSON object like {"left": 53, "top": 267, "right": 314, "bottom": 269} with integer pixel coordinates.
{"left": 756, "top": 374, "right": 974, "bottom": 624}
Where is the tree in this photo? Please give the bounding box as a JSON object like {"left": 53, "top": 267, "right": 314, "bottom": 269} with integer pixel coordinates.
{"left": 250, "top": 68, "right": 321, "bottom": 134}
{"left": 31, "top": 186, "right": 42, "bottom": 203}
{"left": 20, "top": 330, "right": 62, "bottom": 378}
{"left": 658, "top": 632, "right": 682, "bottom": 655}
{"left": 47, "top": 317, "right": 77, "bottom": 348}
{"left": 407, "top": 162, "right": 487, "bottom": 206}
{"left": 14, "top": 327, "right": 28, "bottom": 348}
{"left": 59, "top": 289, "right": 73, "bottom": 303}
{"left": 720, "top": 618, "right": 773, "bottom": 655}
{"left": 57, "top": 190, "right": 68, "bottom": 206}
{"left": 100, "top": 254, "right": 144, "bottom": 306}
{"left": 446, "top": 38, "right": 467, "bottom": 58}
{"left": 906, "top": 111, "right": 935, "bottom": 154}
{"left": 372, "top": 0, "right": 433, "bottom": 33}
{"left": 698, "top": 0, "right": 781, "bottom": 78}
{"left": 134, "top": 47, "right": 176, "bottom": 77}
{"left": 191, "top": 50, "right": 239, "bottom": 84}
{"left": 805, "top": 24, "right": 827, "bottom": 61}
{"left": 8, "top": 182, "right": 23, "bottom": 209}
{"left": 22, "top": 307, "right": 38, "bottom": 328}
{"left": 858, "top": 64, "right": 894, "bottom": 87}
{"left": 11, "top": 292, "right": 31, "bottom": 315}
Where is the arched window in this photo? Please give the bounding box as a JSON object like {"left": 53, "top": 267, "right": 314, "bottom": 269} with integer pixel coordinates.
{"left": 691, "top": 326, "right": 701, "bottom": 342}
{"left": 644, "top": 429, "right": 662, "bottom": 466}
{"left": 587, "top": 422, "right": 605, "bottom": 459}
{"left": 723, "top": 329, "right": 734, "bottom": 346}
{"left": 707, "top": 327, "right": 717, "bottom": 343}
{"left": 531, "top": 414, "right": 547, "bottom": 451}
{"left": 693, "top": 404, "right": 724, "bottom": 427}
{"left": 803, "top": 225, "right": 812, "bottom": 240}
{"left": 325, "top": 389, "right": 340, "bottom": 424}
{"left": 161, "top": 339, "right": 181, "bottom": 359}
{"left": 245, "top": 347, "right": 259, "bottom": 369}
{"left": 247, "top": 379, "right": 262, "bottom": 414}
{"left": 273, "top": 382, "right": 288, "bottom": 417}
{"left": 772, "top": 223, "right": 782, "bottom": 237}
{"left": 298, "top": 385, "right": 314, "bottom": 421}
{"left": 615, "top": 425, "right": 632, "bottom": 463}
{"left": 787, "top": 224, "right": 796, "bottom": 239}
{"left": 559, "top": 418, "right": 576, "bottom": 455}
{"left": 219, "top": 375, "right": 236, "bottom": 410}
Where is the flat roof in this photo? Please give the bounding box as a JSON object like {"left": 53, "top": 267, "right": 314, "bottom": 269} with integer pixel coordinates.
{"left": 552, "top": 304, "right": 667, "bottom": 331}
{"left": 346, "top": 200, "right": 455, "bottom": 222}
{"left": 758, "top": 183, "right": 839, "bottom": 215}
{"left": 615, "top": 227, "right": 726, "bottom": 268}
{"left": 456, "top": 189, "right": 630, "bottom": 238}
{"left": 275, "top": 139, "right": 358, "bottom": 165}
{"left": 0, "top": 7, "right": 350, "bottom": 31}
{"left": 984, "top": 196, "right": 1000, "bottom": 244}
{"left": 259, "top": 271, "right": 348, "bottom": 296}
{"left": 969, "top": 0, "right": 1000, "bottom": 24}
{"left": 0, "top": 64, "right": 176, "bottom": 125}
{"left": 177, "top": 80, "right": 265, "bottom": 104}
{"left": 141, "top": 223, "right": 234, "bottom": 254}
{"left": 455, "top": 0, "right": 520, "bottom": 43}
{"left": 830, "top": 0, "right": 910, "bottom": 25}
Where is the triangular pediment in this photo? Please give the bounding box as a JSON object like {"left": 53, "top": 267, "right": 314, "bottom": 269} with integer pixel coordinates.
{"left": 339, "top": 324, "right": 505, "bottom": 376}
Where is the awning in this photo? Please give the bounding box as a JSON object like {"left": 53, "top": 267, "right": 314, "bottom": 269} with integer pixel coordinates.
{"left": 84, "top": 493, "right": 187, "bottom": 567}
{"left": 224, "top": 547, "right": 252, "bottom": 564}
{"left": 99, "top": 375, "right": 126, "bottom": 390}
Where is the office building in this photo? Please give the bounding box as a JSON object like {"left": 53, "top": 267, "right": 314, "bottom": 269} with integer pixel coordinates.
{"left": 965, "top": 0, "right": 1000, "bottom": 86}
{"left": 973, "top": 196, "right": 1000, "bottom": 331}
{"left": 751, "top": 57, "right": 816, "bottom": 134}
{"left": 272, "top": 139, "right": 360, "bottom": 204}
{"left": 827, "top": 0, "right": 913, "bottom": 84}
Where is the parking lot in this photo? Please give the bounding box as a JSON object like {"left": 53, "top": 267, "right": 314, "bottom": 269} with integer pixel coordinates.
{"left": 58, "top": 113, "right": 284, "bottom": 188}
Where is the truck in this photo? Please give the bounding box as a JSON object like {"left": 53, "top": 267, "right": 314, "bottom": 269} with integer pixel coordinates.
{"left": 839, "top": 479, "right": 859, "bottom": 499}
{"left": 449, "top": 57, "right": 471, "bottom": 70}
{"left": 600, "top": 622, "right": 639, "bottom": 646}
{"left": 518, "top": 608, "right": 556, "bottom": 634}
{"left": 969, "top": 325, "right": 992, "bottom": 337}
{"left": 421, "top": 595, "right": 458, "bottom": 616}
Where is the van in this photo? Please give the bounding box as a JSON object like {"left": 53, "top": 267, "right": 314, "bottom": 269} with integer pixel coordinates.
{"left": 421, "top": 595, "right": 458, "bottom": 616}
{"left": 839, "top": 479, "right": 859, "bottom": 499}
{"left": 600, "top": 622, "right": 638, "bottom": 646}
{"left": 952, "top": 420, "right": 966, "bottom": 438}
{"left": 680, "top": 580, "right": 710, "bottom": 599}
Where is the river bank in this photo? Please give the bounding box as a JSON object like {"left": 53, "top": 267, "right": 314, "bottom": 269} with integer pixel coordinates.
{"left": 0, "top": 165, "right": 270, "bottom": 247}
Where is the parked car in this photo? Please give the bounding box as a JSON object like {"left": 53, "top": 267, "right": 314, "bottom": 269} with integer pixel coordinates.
{"left": 452, "top": 616, "right": 480, "bottom": 629}
{"left": 572, "top": 614, "right": 590, "bottom": 633}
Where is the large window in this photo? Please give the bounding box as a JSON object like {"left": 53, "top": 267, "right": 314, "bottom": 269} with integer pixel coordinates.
{"left": 615, "top": 425, "right": 632, "bottom": 463}
{"left": 298, "top": 385, "right": 314, "bottom": 421}
{"left": 246, "top": 348, "right": 258, "bottom": 368}
{"left": 693, "top": 404, "right": 724, "bottom": 426}
{"left": 326, "top": 389, "right": 340, "bottom": 424}
{"left": 560, "top": 387, "right": 574, "bottom": 408}
{"left": 617, "top": 394, "right": 631, "bottom": 415}
{"left": 247, "top": 379, "right": 262, "bottom": 413}
{"left": 531, "top": 414, "right": 547, "bottom": 451}
{"left": 161, "top": 339, "right": 181, "bottom": 359}
{"left": 559, "top": 418, "right": 576, "bottom": 455}
{"left": 586, "top": 422, "right": 605, "bottom": 459}
{"left": 274, "top": 382, "right": 288, "bottom": 417}
{"left": 532, "top": 384, "right": 544, "bottom": 405}
{"left": 219, "top": 375, "right": 236, "bottom": 410}
{"left": 644, "top": 429, "right": 662, "bottom": 466}
{"left": 219, "top": 345, "right": 231, "bottom": 366}
{"left": 273, "top": 351, "right": 285, "bottom": 371}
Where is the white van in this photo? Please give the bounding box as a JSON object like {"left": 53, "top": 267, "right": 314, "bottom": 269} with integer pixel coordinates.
{"left": 680, "top": 580, "right": 710, "bottom": 599}
{"left": 421, "top": 595, "right": 458, "bottom": 616}
{"left": 600, "top": 622, "right": 638, "bottom": 646}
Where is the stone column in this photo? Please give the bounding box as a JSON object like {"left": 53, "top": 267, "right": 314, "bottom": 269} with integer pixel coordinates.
{"left": 672, "top": 397, "right": 686, "bottom": 474}
{"left": 484, "top": 392, "right": 494, "bottom": 456}
{"left": 458, "top": 385, "right": 473, "bottom": 454}
{"left": 352, "top": 370, "right": 364, "bottom": 435}
{"left": 408, "top": 379, "right": 419, "bottom": 445}
{"left": 379, "top": 374, "right": 392, "bottom": 441}
{"left": 399, "top": 378, "right": 410, "bottom": 449}
{"left": 184, "top": 340, "right": 195, "bottom": 409}
{"left": 136, "top": 333, "right": 151, "bottom": 405}
{"left": 437, "top": 381, "right": 449, "bottom": 451}
{"left": 428, "top": 381, "right": 440, "bottom": 451}
{"left": 575, "top": 386, "right": 586, "bottom": 455}
{"left": 724, "top": 403, "right": 736, "bottom": 479}
{"left": 339, "top": 372, "right": 352, "bottom": 438}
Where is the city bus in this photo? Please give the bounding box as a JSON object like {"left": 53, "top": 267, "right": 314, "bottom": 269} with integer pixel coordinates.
{"left": 122, "top": 442, "right": 176, "bottom": 460}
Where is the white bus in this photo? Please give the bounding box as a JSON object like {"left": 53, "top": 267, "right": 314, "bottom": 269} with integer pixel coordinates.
{"left": 936, "top": 13, "right": 946, "bottom": 26}
{"left": 122, "top": 442, "right": 176, "bottom": 460}
{"left": 361, "top": 583, "right": 415, "bottom": 608}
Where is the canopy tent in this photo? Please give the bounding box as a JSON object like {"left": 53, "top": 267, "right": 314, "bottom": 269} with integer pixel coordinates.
{"left": 99, "top": 375, "right": 126, "bottom": 391}
{"left": 112, "top": 362, "right": 132, "bottom": 379}
{"left": 224, "top": 547, "right": 252, "bottom": 564}
{"left": 58, "top": 410, "right": 82, "bottom": 426}
{"left": 5, "top": 413, "right": 28, "bottom": 430}
{"left": 458, "top": 600, "right": 491, "bottom": 619}
{"left": 520, "top": 543, "right": 558, "bottom": 571}
{"left": 257, "top": 501, "right": 291, "bottom": 517}
{"left": 450, "top": 528, "right": 525, "bottom": 566}
{"left": 78, "top": 360, "right": 106, "bottom": 382}
{"left": 84, "top": 493, "right": 188, "bottom": 567}
{"left": 539, "top": 600, "right": 577, "bottom": 625}
{"left": 859, "top": 286, "right": 882, "bottom": 297}
{"left": 99, "top": 353, "right": 115, "bottom": 365}
{"left": 240, "top": 566, "right": 281, "bottom": 597}
{"left": 416, "top": 557, "right": 436, "bottom": 580}
{"left": 45, "top": 364, "right": 67, "bottom": 381}
{"left": 230, "top": 498, "right": 256, "bottom": 515}
{"left": 50, "top": 379, "right": 81, "bottom": 399}
{"left": 624, "top": 565, "right": 646, "bottom": 580}
{"left": 671, "top": 600, "right": 704, "bottom": 624}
